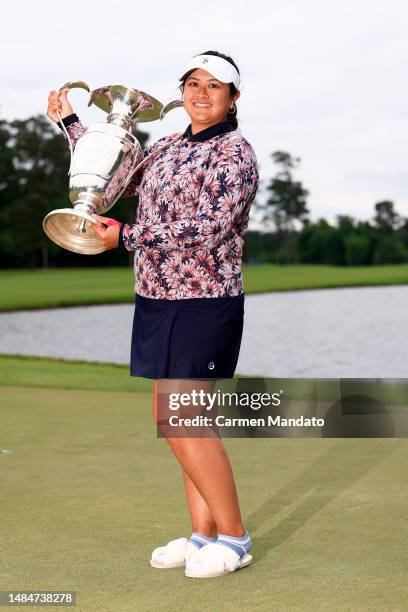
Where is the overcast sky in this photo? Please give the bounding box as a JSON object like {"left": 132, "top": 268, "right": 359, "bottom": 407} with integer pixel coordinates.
{"left": 2, "top": 0, "right": 407, "bottom": 223}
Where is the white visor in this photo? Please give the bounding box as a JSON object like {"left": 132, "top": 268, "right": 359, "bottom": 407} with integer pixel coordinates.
{"left": 179, "top": 54, "right": 240, "bottom": 89}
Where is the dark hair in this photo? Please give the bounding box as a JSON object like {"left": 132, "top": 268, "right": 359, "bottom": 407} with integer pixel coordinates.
{"left": 179, "top": 50, "right": 240, "bottom": 128}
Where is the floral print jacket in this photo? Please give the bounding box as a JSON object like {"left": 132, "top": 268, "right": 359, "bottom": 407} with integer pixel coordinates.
{"left": 61, "top": 115, "right": 259, "bottom": 300}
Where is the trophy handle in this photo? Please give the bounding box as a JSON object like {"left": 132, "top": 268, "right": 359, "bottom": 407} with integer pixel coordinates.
{"left": 58, "top": 81, "right": 91, "bottom": 94}
{"left": 160, "top": 99, "right": 184, "bottom": 120}
{"left": 57, "top": 82, "right": 91, "bottom": 176}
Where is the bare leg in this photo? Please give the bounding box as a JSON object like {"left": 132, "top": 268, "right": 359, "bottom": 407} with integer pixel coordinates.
{"left": 183, "top": 471, "right": 217, "bottom": 537}
{"left": 153, "top": 381, "right": 217, "bottom": 536}
{"left": 153, "top": 381, "right": 245, "bottom": 536}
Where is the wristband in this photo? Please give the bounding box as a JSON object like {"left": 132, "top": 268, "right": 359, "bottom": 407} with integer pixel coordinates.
{"left": 118, "top": 223, "right": 126, "bottom": 248}
{"left": 56, "top": 113, "right": 79, "bottom": 130}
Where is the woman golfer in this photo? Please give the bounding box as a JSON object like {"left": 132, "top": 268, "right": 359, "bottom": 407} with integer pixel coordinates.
{"left": 47, "top": 50, "right": 259, "bottom": 579}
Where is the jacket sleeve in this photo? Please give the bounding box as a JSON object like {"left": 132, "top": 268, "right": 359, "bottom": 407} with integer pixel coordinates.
{"left": 121, "top": 134, "right": 180, "bottom": 198}
{"left": 120, "top": 142, "right": 259, "bottom": 252}
{"left": 121, "top": 135, "right": 174, "bottom": 198}
{"left": 57, "top": 114, "right": 87, "bottom": 149}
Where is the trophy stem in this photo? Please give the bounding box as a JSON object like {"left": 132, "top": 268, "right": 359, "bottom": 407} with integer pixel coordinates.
{"left": 72, "top": 191, "right": 102, "bottom": 215}
{"left": 107, "top": 113, "right": 132, "bottom": 130}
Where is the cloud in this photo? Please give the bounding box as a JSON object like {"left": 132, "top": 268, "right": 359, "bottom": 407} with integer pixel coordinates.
{"left": 2, "top": 0, "right": 407, "bottom": 221}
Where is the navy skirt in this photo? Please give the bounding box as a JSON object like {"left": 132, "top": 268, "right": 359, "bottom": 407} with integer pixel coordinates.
{"left": 130, "top": 293, "right": 244, "bottom": 380}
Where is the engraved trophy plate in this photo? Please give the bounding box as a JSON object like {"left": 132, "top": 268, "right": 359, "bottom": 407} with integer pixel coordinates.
{"left": 43, "top": 82, "right": 183, "bottom": 254}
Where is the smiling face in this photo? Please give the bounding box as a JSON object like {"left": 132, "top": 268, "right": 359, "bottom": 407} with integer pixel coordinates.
{"left": 182, "top": 68, "right": 240, "bottom": 134}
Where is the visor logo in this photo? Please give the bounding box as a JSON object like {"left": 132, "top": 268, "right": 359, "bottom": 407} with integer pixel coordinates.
{"left": 202, "top": 58, "right": 208, "bottom": 64}
{"left": 208, "top": 361, "right": 215, "bottom": 370}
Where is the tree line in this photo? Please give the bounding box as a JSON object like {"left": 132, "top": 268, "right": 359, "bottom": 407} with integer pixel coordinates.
{"left": 0, "top": 115, "right": 406, "bottom": 268}
{"left": 246, "top": 151, "right": 408, "bottom": 265}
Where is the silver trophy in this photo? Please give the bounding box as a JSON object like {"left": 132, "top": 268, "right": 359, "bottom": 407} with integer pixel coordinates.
{"left": 43, "top": 81, "right": 183, "bottom": 254}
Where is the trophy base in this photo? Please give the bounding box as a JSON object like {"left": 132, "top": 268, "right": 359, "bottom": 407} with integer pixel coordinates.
{"left": 43, "top": 209, "right": 106, "bottom": 254}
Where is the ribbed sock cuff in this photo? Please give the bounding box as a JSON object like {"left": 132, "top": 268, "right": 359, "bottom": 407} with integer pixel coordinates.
{"left": 189, "top": 532, "right": 217, "bottom": 549}
{"left": 216, "top": 529, "right": 252, "bottom": 558}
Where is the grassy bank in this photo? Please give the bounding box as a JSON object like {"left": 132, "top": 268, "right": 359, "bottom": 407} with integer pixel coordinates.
{"left": 1, "top": 264, "right": 408, "bottom": 311}
{"left": 0, "top": 354, "right": 152, "bottom": 393}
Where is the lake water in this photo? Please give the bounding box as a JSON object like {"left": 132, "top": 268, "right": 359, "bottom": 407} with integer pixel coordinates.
{"left": 0, "top": 286, "right": 407, "bottom": 377}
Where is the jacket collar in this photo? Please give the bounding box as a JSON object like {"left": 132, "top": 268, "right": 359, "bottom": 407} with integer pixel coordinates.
{"left": 182, "top": 119, "right": 236, "bottom": 143}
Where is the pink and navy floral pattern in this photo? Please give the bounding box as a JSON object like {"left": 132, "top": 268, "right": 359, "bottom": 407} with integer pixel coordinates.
{"left": 63, "top": 117, "right": 259, "bottom": 299}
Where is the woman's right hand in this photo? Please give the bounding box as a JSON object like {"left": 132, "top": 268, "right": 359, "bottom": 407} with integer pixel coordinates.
{"left": 47, "top": 89, "right": 74, "bottom": 123}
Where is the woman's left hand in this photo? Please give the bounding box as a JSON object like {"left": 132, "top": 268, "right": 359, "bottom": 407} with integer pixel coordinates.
{"left": 91, "top": 214, "right": 122, "bottom": 250}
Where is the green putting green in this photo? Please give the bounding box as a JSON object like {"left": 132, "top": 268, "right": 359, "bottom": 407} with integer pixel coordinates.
{"left": 1, "top": 264, "right": 408, "bottom": 311}
{"left": 1, "top": 356, "right": 407, "bottom": 611}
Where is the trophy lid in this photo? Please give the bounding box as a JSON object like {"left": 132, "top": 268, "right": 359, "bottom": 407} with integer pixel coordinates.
{"left": 57, "top": 81, "right": 183, "bottom": 123}
{"left": 88, "top": 85, "right": 164, "bottom": 123}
